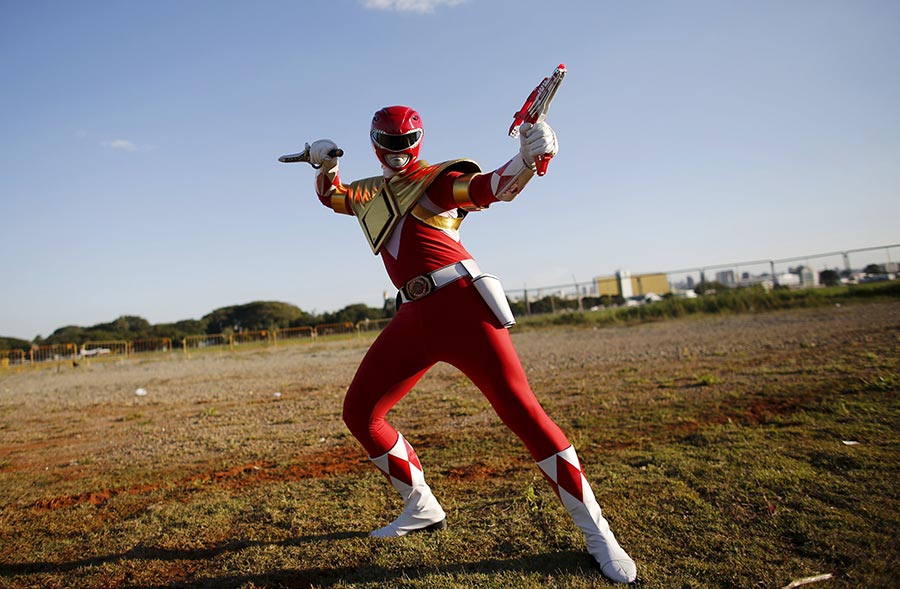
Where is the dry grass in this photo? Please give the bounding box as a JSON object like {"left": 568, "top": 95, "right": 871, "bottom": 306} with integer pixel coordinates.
{"left": 1, "top": 302, "right": 899, "bottom": 588}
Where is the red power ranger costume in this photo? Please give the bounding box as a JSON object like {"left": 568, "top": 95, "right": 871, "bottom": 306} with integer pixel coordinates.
{"left": 302, "top": 106, "right": 636, "bottom": 584}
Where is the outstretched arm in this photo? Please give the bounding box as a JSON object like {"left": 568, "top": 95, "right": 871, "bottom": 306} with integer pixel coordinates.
{"left": 308, "top": 140, "right": 353, "bottom": 215}
{"left": 430, "top": 121, "right": 558, "bottom": 211}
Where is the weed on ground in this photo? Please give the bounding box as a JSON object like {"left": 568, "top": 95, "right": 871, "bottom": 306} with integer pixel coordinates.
{"left": 1, "top": 302, "right": 898, "bottom": 588}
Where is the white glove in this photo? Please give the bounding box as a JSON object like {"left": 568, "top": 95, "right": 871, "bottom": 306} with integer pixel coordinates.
{"left": 518, "top": 121, "right": 558, "bottom": 166}
{"left": 309, "top": 139, "right": 340, "bottom": 167}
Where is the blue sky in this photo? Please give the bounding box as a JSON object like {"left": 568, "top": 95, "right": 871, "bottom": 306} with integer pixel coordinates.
{"left": 2, "top": 0, "right": 899, "bottom": 340}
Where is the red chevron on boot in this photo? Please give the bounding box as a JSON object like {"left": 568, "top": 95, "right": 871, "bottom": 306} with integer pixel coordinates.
{"left": 369, "top": 433, "right": 446, "bottom": 537}
{"left": 537, "top": 446, "right": 637, "bottom": 584}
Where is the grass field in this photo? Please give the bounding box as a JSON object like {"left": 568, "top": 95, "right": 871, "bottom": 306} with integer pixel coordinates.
{"left": 1, "top": 300, "right": 899, "bottom": 588}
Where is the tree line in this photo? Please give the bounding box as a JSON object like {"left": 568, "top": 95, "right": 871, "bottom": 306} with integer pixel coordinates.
{"left": 0, "top": 300, "right": 393, "bottom": 353}
{"left": 4, "top": 264, "right": 894, "bottom": 354}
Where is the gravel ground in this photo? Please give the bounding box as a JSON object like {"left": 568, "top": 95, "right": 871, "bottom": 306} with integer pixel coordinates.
{"left": 1, "top": 301, "right": 897, "bottom": 505}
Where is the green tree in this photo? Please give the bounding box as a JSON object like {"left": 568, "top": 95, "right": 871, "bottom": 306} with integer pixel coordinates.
{"left": 151, "top": 319, "right": 209, "bottom": 348}
{"left": 528, "top": 295, "right": 579, "bottom": 314}
{"left": 323, "top": 303, "right": 386, "bottom": 324}
{"left": 0, "top": 336, "right": 31, "bottom": 352}
{"left": 694, "top": 281, "right": 728, "bottom": 295}
{"left": 44, "top": 325, "right": 87, "bottom": 346}
{"left": 112, "top": 316, "right": 152, "bottom": 334}
{"left": 819, "top": 269, "right": 841, "bottom": 287}
{"left": 203, "top": 301, "right": 308, "bottom": 333}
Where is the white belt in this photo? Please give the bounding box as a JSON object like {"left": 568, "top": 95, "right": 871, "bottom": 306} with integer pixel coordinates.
{"left": 399, "top": 259, "right": 481, "bottom": 303}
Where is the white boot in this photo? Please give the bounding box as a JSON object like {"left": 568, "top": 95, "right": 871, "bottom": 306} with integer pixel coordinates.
{"left": 369, "top": 433, "right": 446, "bottom": 537}
{"left": 537, "top": 446, "right": 637, "bottom": 584}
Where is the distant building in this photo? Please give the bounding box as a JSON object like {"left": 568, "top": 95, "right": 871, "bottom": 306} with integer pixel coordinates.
{"left": 777, "top": 273, "right": 801, "bottom": 288}
{"left": 618, "top": 270, "right": 633, "bottom": 298}
{"left": 595, "top": 271, "right": 670, "bottom": 298}
{"left": 798, "top": 267, "right": 818, "bottom": 288}
{"left": 739, "top": 274, "right": 769, "bottom": 288}
{"left": 738, "top": 272, "right": 801, "bottom": 290}
{"left": 715, "top": 270, "right": 736, "bottom": 286}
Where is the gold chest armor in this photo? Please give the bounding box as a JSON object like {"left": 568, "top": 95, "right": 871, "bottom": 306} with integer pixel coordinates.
{"left": 345, "top": 159, "right": 481, "bottom": 254}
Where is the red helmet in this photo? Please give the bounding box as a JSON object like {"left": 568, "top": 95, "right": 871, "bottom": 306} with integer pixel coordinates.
{"left": 371, "top": 105, "right": 423, "bottom": 171}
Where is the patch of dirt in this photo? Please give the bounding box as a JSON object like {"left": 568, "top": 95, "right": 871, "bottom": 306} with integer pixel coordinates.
{"left": 30, "top": 447, "right": 371, "bottom": 511}
{"left": 446, "top": 462, "right": 510, "bottom": 481}
{"left": 3, "top": 301, "right": 899, "bottom": 514}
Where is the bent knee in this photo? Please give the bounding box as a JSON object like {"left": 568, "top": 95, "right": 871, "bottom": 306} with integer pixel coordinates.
{"left": 342, "top": 396, "right": 370, "bottom": 435}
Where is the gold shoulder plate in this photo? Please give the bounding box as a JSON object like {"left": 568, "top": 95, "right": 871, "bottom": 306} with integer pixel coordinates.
{"left": 347, "top": 160, "right": 482, "bottom": 254}
{"left": 346, "top": 176, "right": 385, "bottom": 211}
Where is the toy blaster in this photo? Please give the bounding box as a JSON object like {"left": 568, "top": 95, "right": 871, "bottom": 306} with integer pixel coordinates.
{"left": 278, "top": 143, "right": 343, "bottom": 168}
{"left": 508, "top": 63, "right": 566, "bottom": 176}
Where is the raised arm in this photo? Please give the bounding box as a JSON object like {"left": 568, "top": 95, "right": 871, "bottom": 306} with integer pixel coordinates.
{"left": 307, "top": 139, "right": 353, "bottom": 215}
{"left": 428, "top": 121, "right": 558, "bottom": 212}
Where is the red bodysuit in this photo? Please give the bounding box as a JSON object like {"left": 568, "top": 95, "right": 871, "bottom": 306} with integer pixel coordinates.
{"left": 302, "top": 111, "right": 638, "bottom": 582}
{"left": 319, "top": 160, "right": 571, "bottom": 462}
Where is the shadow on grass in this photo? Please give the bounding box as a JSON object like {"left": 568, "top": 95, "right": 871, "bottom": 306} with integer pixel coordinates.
{"left": 0, "top": 532, "right": 600, "bottom": 588}
{"left": 128, "top": 550, "right": 595, "bottom": 589}
{"left": 0, "top": 530, "right": 366, "bottom": 576}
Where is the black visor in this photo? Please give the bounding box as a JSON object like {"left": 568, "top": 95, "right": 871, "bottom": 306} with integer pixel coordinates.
{"left": 372, "top": 129, "right": 422, "bottom": 152}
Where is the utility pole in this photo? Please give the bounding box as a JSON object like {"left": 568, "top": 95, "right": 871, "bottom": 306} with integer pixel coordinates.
{"left": 573, "top": 275, "right": 584, "bottom": 312}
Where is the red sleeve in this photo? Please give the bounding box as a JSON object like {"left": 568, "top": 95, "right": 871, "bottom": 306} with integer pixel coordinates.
{"left": 316, "top": 170, "right": 353, "bottom": 215}
{"left": 427, "top": 171, "right": 500, "bottom": 211}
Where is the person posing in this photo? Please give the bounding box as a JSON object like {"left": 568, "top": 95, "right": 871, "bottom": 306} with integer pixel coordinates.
{"left": 298, "top": 105, "right": 636, "bottom": 584}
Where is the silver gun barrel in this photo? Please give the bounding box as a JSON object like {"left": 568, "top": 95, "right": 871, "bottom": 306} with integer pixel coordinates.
{"left": 528, "top": 67, "right": 566, "bottom": 120}
{"left": 278, "top": 151, "right": 310, "bottom": 163}
{"left": 278, "top": 145, "right": 342, "bottom": 164}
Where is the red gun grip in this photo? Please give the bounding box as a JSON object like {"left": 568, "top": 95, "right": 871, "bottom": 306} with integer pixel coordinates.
{"left": 535, "top": 153, "right": 553, "bottom": 176}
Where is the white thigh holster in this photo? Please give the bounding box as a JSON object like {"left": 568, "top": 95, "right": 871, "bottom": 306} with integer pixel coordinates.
{"left": 460, "top": 260, "right": 516, "bottom": 328}
{"left": 473, "top": 274, "right": 516, "bottom": 328}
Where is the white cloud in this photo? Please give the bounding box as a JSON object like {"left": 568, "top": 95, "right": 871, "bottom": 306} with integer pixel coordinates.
{"left": 361, "top": 0, "right": 466, "bottom": 14}
{"left": 101, "top": 139, "right": 139, "bottom": 152}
